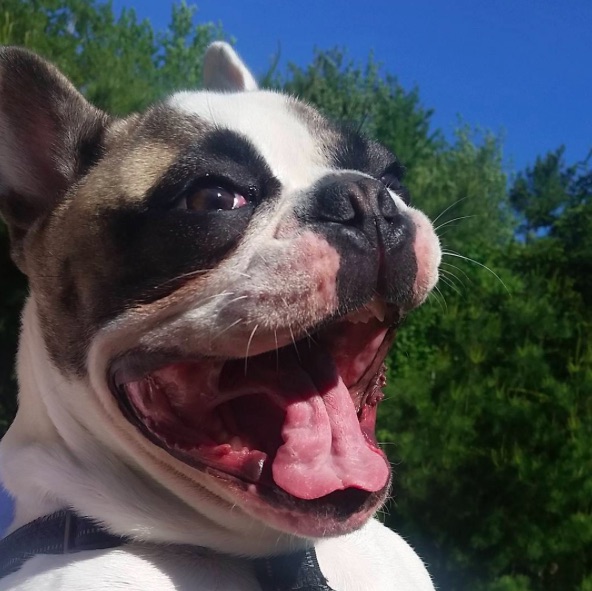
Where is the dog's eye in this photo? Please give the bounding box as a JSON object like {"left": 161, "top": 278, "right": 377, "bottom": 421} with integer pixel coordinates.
{"left": 180, "top": 186, "right": 248, "bottom": 212}
{"left": 380, "top": 173, "right": 411, "bottom": 206}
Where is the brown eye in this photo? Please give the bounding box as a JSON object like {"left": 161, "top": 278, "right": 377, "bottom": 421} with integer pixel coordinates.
{"left": 181, "top": 186, "right": 248, "bottom": 212}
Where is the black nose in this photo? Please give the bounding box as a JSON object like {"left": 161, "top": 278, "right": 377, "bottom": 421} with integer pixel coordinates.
{"left": 299, "top": 173, "right": 400, "bottom": 227}
{"left": 295, "top": 172, "right": 417, "bottom": 309}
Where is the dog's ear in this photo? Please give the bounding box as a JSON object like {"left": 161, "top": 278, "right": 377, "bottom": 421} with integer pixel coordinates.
{"left": 203, "top": 42, "right": 259, "bottom": 92}
{"left": 0, "top": 47, "right": 109, "bottom": 272}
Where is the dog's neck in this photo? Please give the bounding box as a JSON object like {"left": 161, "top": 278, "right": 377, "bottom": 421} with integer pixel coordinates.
{"left": 0, "top": 299, "right": 301, "bottom": 555}
{"left": 0, "top": 297, "right": 65, "bottom": 532}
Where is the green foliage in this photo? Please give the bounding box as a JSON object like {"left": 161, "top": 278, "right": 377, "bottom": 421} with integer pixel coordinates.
{"left": 284, "top": 47, "right": 591, "bottom": 590}
{"left": 0, "top": 0, "right": 220, "bottom": 113}
{"left": 378, "top": 153, "right": 592, "bottom": 591}
{"left": 279, "top": 48, "right": 439, "bottom": 170}
{"left": 511, "top": 149, "right": 592, "bottom": 304}
{"left": 1, "top": 3, "right": 590, "bottom": 590}
{"left": 411, "top": 128, "right": 512, "bottom": 251}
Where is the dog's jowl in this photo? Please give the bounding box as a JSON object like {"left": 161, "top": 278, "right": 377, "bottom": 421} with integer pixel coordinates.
{"left": 0, "top": 42, "right": 440, "bottom": 590}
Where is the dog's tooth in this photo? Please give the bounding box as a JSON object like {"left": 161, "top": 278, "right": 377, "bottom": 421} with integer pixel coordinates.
{"left": 213, "top": 443, "right": 232, "bottom": 456}
{"left": 367, "top": 299, "right": 387, "bottom": 322}
{"left": 346, "top": 309, "right": 373, "bottom": 324}
{"left": 230, "top": 436, "right": 244, "bottom": 451}
{"left": 356, "top": 311, "right": 372, "bottom": 323}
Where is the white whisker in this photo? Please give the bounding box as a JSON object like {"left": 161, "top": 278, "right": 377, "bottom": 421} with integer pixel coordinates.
{"left": 440, "top": 261, "right": 473, "bottom": 284}
{"left": 212, "top": 318, "right": 243, "bottom": 342}
{"left": 431, "top": 196, "right": 470, "bottom": 225}
{"left": 439, "top": 274, "right": 462, "bottom": 296}
{"left": 442, "top": 250, "right": 510, "bottom": 293}
{"left": 288, "top": 325, "right": 301, "bottom": 362}
{"left": 433, "top": 285, "right": 448, "bottom": 311}
{"left": 193, "top": 291, "right": 235, "bottom": 308}
{"left": 244, "top": 324, "right": 259, "bottom": 375}
{"left": 435, "top": 215, "right": 474, "bottom": 233}
{"left": 152, "top": 267, "right": 252, "bottom": 291}
{"left": 439, "top": 267, "right": 466, "bottom": 290}
{"left": 222, "top": 295, "right": 250, "bottom": 307}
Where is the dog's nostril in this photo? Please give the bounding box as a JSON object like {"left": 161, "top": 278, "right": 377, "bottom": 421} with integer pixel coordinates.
{"left": 314, "top": 184, "right": 357, "bottom": 224}
{"left": 377, "top": 187, "right": 399, "bottom": 221}
{"left": 313, "top": 179, "right": 401, "bottom": 225}
{"left": 300, "top": 175, "right": 406, "bottom": 229}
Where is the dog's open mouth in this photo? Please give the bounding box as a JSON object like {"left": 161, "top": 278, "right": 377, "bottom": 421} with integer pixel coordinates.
{"left": 111, "top": 307, "right": 396, "bottom": 532}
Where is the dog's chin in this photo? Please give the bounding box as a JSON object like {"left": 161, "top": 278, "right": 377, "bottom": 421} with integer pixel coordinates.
{"left": 109, "top": 308, "right": 397, "bottom": 538}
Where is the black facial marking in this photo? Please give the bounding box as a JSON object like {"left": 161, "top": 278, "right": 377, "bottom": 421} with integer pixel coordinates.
{"left": 105, "top": 203, "right": 253, "bottom": 310}
{"left": 146, "top": 130, "right": 281, "bottom": 211}
{"left": 331, "top": 124, "right": 405, "bottom": 182}
{"left": 288, "top": 100, "right": 406, "bottom": 186}
{"left": 332, "top": 126, "right": 375, "bottom": 171}
{"left": 200, "top": 129, "right": 281, "bottom": 196}
{"left": 297, "top": 125, "right": 416, "bottom": 310}
{"left": 93, "top": 130, "right": 280, "bottom": 318}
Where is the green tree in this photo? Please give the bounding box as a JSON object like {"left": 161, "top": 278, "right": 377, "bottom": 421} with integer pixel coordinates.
{"left": 279, "top": 53, "right": 511, "bottom": 255}
{"left": 379, "top": 151, "right": 592, "bottom": 591}
{"left": 0, "top": 0, "right": 220, "bottom": 113}
{"left": 284, "top": 52, "right": 592, "bottom": 591}
{"left": 279, "top": 49, "right": 439, "bottom": 170}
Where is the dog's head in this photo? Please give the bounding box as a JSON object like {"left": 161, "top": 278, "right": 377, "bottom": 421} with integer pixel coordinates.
{"left": 0, "top": 43, "right": 439, "bottom": 545}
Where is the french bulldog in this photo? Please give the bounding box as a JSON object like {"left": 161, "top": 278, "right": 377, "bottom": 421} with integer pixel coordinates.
{"left": 0, "top": 42, "right": 439, "bottom": 590}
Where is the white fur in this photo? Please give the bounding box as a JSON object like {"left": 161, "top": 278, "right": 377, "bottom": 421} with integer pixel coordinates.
{"left": 169, "top": 90, "right": 329, "bottom": 192}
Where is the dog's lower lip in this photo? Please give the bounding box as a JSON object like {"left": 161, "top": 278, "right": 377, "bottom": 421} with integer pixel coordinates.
{"left": 109, "top": 316, "right": 395, "bottom": 525}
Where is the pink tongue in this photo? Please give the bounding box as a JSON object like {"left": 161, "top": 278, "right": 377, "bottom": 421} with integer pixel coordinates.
{"left": 272, "top": 373, "right": 389, "bottom": 500}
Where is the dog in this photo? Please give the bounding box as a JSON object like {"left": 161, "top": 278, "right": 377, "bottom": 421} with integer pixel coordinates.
{"left": 0, "top": 42, "right": 440, "bottom": 590}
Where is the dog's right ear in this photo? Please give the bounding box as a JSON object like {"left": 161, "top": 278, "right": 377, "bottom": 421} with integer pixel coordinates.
{"left": 0, "top": 47, "right": 109, "bottom": 273}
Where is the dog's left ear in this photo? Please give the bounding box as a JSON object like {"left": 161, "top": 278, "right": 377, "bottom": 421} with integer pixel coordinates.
{"left": 0, "top": 47, "right": 109, "bottom": 272}
{"left": 203, "top": 42, "right": 259, "bottom": 92}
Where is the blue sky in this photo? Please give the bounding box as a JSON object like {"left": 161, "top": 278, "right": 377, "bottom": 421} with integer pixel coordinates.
{"left": 0, "top": 0, "right": 590, "bottom": 535}
{"left": 110, "top": 0, "right": 592, "bottom": 174}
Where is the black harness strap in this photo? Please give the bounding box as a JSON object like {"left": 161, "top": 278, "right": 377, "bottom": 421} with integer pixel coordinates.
{"left": 254, "top": 549, "right": 334, "bottom": 591}
{"left": 0, "top": 510, "right": 123, "bottom": 579}
{"left": 0, "top": 510, "right": 336, "bottom": 591}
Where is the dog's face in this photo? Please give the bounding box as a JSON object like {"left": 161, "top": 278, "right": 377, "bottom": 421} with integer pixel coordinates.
{"left": 0, "top": 44, "right": 439, "bottom": 542}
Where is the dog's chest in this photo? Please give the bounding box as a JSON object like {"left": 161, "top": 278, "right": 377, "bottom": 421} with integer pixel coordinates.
{"left": 2, "top": 546, "right": 261, "bottom": 591}
{"left": 1, "top": 520, "right": 434, "bottom": 591}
